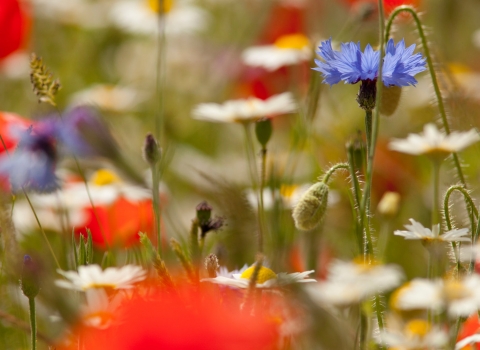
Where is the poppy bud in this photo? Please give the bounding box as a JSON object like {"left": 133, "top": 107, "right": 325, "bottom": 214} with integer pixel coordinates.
{"left": 292, "top": 182, "right": 329, "bottom": 231}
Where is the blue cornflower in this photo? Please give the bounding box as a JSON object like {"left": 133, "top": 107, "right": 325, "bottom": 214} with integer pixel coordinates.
{"left": 0, "top": 120, "right": 60, "bottom": 192}
{"left": 314, "top": 38, "right": 426, "bottom": 87}
{"left": 0, "top": 107, "right": 103, "bottom": 192}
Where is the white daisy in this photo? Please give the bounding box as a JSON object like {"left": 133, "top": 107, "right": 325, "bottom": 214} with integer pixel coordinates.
{"left": 55, "top": 264, "right": 146, "bottom": 291}
{"left": 391, "top": 279, "right": 444, "bottom": 312}
{"left": 378, "top": 319, "right": 448, "bottom": 350}
{"left": 31, "top": 0, "right": 110, "bottom": 29}
{"left": 394, "top": 219, "right": 470, "bottom": 243}
{"left": 242, "top": 33, "right": 312, "bottom": 71}
{"left": 192, "top": 92, "right": 297, "bottom": 123}
{"left": 201, "top": 265, "right": 315, "bottom": 289}
{"left": 109, "top": 0, "right": 208, "bottom": 36}
{"left": 81, "top": 289, "right": 123, "bottom": 329}
{"left": 70, "top": 84, "right": 147, "bottom": 113}
{"left": 389, "top": 123, "right": 480, "bottom": 157}
{"left": 305, "top": 260, "right": 404, "bottom": 307}
{"left": 392, "top": 277, "right": 480, "bottom": 318}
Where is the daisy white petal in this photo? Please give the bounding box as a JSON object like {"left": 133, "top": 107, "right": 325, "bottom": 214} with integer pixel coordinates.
{"left": 389, "top": 123, "right": 480, "bottom": 156}
{"left": 192, "top": 93, "right": 297, "bottom": 123}
{"left": 395, "top": 219, "right": 470, "bottom": 243}
{"left": 55, "top": 264, "right": 146, "bottom": 291}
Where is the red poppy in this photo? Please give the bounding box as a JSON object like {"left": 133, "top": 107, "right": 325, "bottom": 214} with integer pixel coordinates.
{"left": 0, "top": 0, "right": 29, "bottom": 60}
{"left": 0, "top": 111, "right": 32, "bottom": 153}
{"left": 75, "top": 196, "right": 155, "bottom": 249}
{"left": 343, "top": 0, "right": 421, "bottom": 16}
{"left": 457, "top": 314, "right": 480, "bottom": 350}
{"left": 58, "top": 285, "right": 279, "bottom": 350}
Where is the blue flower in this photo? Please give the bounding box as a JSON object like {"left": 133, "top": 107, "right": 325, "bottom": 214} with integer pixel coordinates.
{"left": 0, "top": 120, "right": 59, "bottom": 192}
{"left": 314, "top": 38, "right": 426, "bottom": 87}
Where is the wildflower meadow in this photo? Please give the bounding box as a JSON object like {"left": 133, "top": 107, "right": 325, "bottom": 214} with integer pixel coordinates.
{"left": 2, "top": 0, "right": 480, "bottom": 349}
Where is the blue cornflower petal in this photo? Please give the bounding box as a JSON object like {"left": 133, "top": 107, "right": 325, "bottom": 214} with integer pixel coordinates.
{"left": 360, "top": 44, "right": 380, "bottom": 81}
{"left": 382, "top": 39, "right": 426, "bottom": 87}
{"left": 313, "top": 38, "right": 426, "bottom": 88}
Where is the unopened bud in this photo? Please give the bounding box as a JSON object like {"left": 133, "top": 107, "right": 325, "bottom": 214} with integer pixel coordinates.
{"left": 255, "top": 119, "right": 272, "bottom": 148}
{"left": 292, "top": 182, "right": 329, "bottom": 231}
{"left": 20, "top": 255, "right": 40, "bottom": 299}
{"left": 143, "top": 133, "right": 161, "bottom": 166}
{"left": 377, "top": 191, "right": 401, "bottom": 217}
{"left": 196, "top": 201, "right": 212, "bottom": 225}
{"left": 205, "top": 253, "right": 219, "bottom": 278}
{"left": 380, "top": 85, "right": 402, "bottom": 116}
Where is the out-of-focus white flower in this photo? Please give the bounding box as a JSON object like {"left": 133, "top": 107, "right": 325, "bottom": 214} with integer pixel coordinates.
{"left": 394, "top": 219, "right": 470, "bottom": 243}
{"left": 202, "top": 265, "right": 315, "bottom": 289}
{"left": 81, "top": 289, "right": 123, "bottom": 329}
{"left": 242, "top": 33, "right": 312, "bottom": 71}
{"left": 0, "top": 52, "right": 30, "bottom": 79}
{"left": 378, "top": 319, "right": 448, "bottom": 350}
{"left": 55, "top": 264, "right": 146, "bottom": 291}
{"left": 70, "top": 84, "right": 147, "bottom": 113}
{"left": 110, "top": 0, "right": 208, "bottom": 36}
{"left": 192, "top": 92, "right": 297, "bottom": 123}
{"left": 392, "top": 277, "right": 480, "bottom": 318}
{"left": 377, "top": 191, "right": 401, "bottom": 216}
{"left": 31, "top": 0, "right": 110, "bottom": 29}
{"left": 13, "top": 168, "right": 156, "bottom": 233}
{"left": 305, "top": 260, "right": 404, "bottom": 307}
{"left": 246, "top": 184, "right": 340, "bottom": 210}
{"left": 389, "top": 123, "right": 480, "bottom": 157}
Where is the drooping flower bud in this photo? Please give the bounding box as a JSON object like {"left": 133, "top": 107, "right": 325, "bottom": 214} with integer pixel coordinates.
{"left": 143, "top": 133, "right": 161, "bottom": 166}
{"left": 20, "top": 255, "right": 40, "bottom": 299}
{"left": 292, "top": 182, "right": 329, "bottom": 231}
{"left": 255, "top": 119, "right": 272, "bottom": 148}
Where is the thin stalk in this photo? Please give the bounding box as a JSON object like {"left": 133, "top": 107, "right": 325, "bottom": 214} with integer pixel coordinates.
{"left": 243, "top": 123, "right": 265, "bottom": 253}
{"left": 155, "top": 0, "right": 167, "bottom": 141}
{"left": 346, "top": 149, "right": 363, "bottom": 254}
{"left": 259, "top": 147, "right": 268, "bottom": 253}
{"left": 151, "top": 164, "right": 162, "bottom": 256}
{"left": 322, "top": 163, "right": 349, "bottom": 184}
{"left": 431, "top": 160, "right": 441, "bottom": 227}
{"left": 28, "top": 297, "right": 36, "bottom": 350}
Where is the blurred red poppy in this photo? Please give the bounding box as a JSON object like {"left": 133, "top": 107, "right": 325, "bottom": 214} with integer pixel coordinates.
{"left": 0, "top": 0, "right": 29, "bottom": 60}
{"left": 58, "top": 285, "right": 279, "bottom": 350}
{"left": 0, "top": 111, "right": 32, "bottom": 153}
{"left": 75, "top": 196, "right": 155, "bottom": 248}
{"left": 457, "top": 314, "right": 480, "bottom": 350}
{"left": 343, "top": 0, "right": 421, "bottom": 16}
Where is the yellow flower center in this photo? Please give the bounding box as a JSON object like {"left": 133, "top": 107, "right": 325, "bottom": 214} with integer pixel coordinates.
{"left": 274, "top": 34, "right": 310, "bottom": 50}
{"left": 444, "top": 280, "right": 472, "bottom": 301}
{"left": 91, "top": 169, "right": 121, "bottom": 186}
{"left": 148, "top": 0, "right": 173, "bottom": 14}
{"left": 240, "top": 266, "right": 277, "bottom": 284}
{"left": 405, "top": 319, "right": 430, "bottom": 338}
{"left": 280, "top": 184, "right": 298, "bottom": 199}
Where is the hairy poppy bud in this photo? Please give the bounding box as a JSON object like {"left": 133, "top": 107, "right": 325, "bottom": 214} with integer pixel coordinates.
{"left": 292, "top": 182, "right": 329, "bottom": 231}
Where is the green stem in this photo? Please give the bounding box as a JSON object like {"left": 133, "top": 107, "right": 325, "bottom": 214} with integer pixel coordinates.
{"left": 155, "top": 0, "right": 167, "bottom": 141}
{"left": 346, "top": 148, "right": 363, "bottom": 255}
{"left": 322, "top": 163, "right": 349, "bottom": 184}
{"left": 431, "top": 160, "right": 441, "bottom": 227}
{"left": 259, "top": 147, "right": 267, "bottom": 253}
{"left": 28, "top": 297, "right": 36, "bottom": 350}
{"left": 151, "top": 164, "right": 162, "bottom": 257}
{"left": 243, "top": 123, "right": 265, "bottom": 253}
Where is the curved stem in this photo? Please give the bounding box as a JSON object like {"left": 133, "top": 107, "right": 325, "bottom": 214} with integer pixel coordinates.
{"left": 322, "top": 163, "right": 349, "bottom": 184}
{"left": 385, "top": 6, "right": 466, "bottom": 188}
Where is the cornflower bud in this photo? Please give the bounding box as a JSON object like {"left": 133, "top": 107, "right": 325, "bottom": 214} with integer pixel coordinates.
{"left": 20, "top": 255, "right": 40, "bottom": 299}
